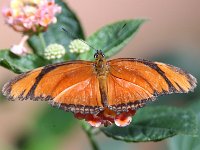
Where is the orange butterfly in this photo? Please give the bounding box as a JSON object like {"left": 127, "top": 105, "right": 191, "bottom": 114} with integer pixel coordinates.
{"left": 2, "top": 50, "right": 197, "bottom": 127}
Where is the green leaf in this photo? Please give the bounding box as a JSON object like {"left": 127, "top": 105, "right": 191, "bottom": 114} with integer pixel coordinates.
{"left": 18, "top": 106, "right": 76, "bottom": 150}
{"left": 0, "top": 50, "right": 46, "bottom": 73}
{"left": 28, "top": 0, "right": 84, "bottom": 57}
{"left": 168, "top": 100, "right": 200, "bottom": 150}
{"left": 101, "top": 106, "right": 197, "bottom": 142}
{"left": 80, "top": 19, "right": 145, "bottom": 60}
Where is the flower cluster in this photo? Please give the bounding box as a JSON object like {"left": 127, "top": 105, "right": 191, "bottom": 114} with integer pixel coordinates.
{"left": 2, "top": 0, "right": 62, "bottom": 33}
{"left": 69, "top": 39, "right": 90, "bottom": 53}
{"left": 44, "top": 43, "right": 66, "bottom": 60}
{"left": 75, "top": 108, "right": 136, "bottom": 127}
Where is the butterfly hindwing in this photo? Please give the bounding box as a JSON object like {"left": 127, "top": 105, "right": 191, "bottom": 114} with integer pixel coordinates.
{"left": 52, "top": 74, "right": 103, "bottom": 114}
{"left": 107, "top": 58, "right": 197, "bottom": 111}
{"left": 107, "top": 73, "right": 154, "bottom": 112}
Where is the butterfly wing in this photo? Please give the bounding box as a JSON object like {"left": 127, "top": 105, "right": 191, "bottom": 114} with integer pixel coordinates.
{"left": 52, "top": 74, "right": 103, "bottom": 114}
{"left": 107, "top": 58, "right": 197, "bottom": 112}
{"left": 2, "top": 61, "right": 103, "bottom": 114}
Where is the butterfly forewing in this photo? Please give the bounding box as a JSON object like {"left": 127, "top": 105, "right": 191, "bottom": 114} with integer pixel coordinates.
{"left": 107, "top": 58, "right": 197, "bottom": 111}
{"left": 155, "top": 62, "right": 196, "bottom": 92}
{"left": 2, "top": 61, "right": 104, "bottom": 113}
{"left": 33, "top": 62, "right": 93, "bottom": 98}
{"left": 2, "top": 68, "right": 42, "bottom": 100}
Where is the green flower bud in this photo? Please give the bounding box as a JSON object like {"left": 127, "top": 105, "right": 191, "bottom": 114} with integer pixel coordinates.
{"left": 44, "top": 43, "right": 66, "bottom": 60}
{"left": 69, "top": 39, "right": 90, "bottom": 53}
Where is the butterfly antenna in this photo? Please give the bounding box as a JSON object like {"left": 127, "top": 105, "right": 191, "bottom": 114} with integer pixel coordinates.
{"left": 117, "top": 23, "right": 127, "bottom": 36}
{"left": 102, "top": 23, "right": 127, "bottom": 52}
{"left": 61, "top": 27, "right": 97, "bottom": 51}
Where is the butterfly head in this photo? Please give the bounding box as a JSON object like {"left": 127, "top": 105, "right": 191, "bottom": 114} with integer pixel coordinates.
{"left": 94, "top": 50, "right": 108, "bottom": 75}
{"left": 94, "top": 50, "right": 105, "bottom": 60}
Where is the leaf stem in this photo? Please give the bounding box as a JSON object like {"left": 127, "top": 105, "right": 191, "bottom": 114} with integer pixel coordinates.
{"left": 81, "top": 121, "right": 100, "bottom": 150}
{"left": 38, "top": 33, "right": 46, "bottom": 50}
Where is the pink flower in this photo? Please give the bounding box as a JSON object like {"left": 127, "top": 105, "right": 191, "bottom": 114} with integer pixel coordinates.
{"left": 2, "top": 0, "right": 62, "bottom": 34}
{"left": 74, "top": 108, "right": 136, "bottom": 127}
{"left": 10, "top": 35, "right": 29, "bottom": 56}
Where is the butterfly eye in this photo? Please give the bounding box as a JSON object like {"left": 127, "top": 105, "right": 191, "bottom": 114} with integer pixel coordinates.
{"left": 94, "top": 53, "right": 98, "bottom": 59}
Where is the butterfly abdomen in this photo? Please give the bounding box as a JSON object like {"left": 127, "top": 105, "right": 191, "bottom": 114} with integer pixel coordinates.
{"left": 98, "top": 76, "right": 108, "bottom": 107}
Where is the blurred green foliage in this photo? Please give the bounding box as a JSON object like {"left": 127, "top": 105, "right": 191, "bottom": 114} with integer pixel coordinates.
{"left": 168, "top": 99, "right": 200, "bottom": 150}
{"left": 17, "top": 106, "right": 76, "bottom": 150}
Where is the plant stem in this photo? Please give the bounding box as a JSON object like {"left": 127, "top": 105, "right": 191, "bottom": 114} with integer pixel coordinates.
{"left": 81, "top": 121, "right": 100, "bottom": 150}
{"left": 39, "top": 32, "right": 46, "bottom": 50}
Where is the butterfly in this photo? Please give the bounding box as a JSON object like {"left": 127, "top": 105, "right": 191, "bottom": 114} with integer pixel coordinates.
{"left": 2, "top": 50, "right": 197, "bottom": 127}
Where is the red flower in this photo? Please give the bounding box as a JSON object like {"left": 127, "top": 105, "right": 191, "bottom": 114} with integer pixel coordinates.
{"left": 75, "top": 108, "right": 136, "bottom": 127}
